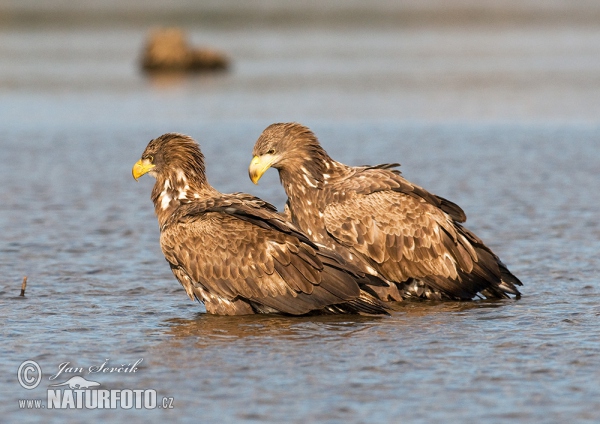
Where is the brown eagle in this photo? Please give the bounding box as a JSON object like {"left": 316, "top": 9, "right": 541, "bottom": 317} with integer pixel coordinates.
{"left": 249, "top": 123, "right": 522, "bottom": 301}
{"left": 132, "top": 133, "right": 388, "bottom": 316}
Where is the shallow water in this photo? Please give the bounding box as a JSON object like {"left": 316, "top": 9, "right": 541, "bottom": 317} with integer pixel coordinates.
{"left": 1, "top": 1, "right": 600, "bottom": 423}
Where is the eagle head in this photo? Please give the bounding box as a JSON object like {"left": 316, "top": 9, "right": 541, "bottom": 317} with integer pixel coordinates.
{"left": 249, "top": 122, "right": 321, "bottom": 184}
{"left": 132, "top": 133, "right": 206, "bottom": 183}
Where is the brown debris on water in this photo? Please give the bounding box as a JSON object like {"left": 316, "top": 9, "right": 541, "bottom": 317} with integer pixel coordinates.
{"left": 140, "top": 27, "right": 229, "bottom": 72}
{"left": 20, "top": 276, "right": 27, "bottom": 297}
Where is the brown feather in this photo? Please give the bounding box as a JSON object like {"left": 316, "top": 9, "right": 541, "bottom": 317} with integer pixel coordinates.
{"left": 251, "top": 122, "right": 523, "bottom": 301}
{"left": 137, "top": 132, "right": 388, "bottom": 315}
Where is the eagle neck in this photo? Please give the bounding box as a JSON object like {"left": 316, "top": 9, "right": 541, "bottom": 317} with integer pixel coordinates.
{"left": 277, "top": 146, "right": 339, "bottom": 244}
{"left": 151, "top": 170, "right": 215, "bottom": 228}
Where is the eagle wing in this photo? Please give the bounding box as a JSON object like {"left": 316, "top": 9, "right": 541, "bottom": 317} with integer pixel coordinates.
{"left": 323, "top": 167, "right": 503, "bottom": 298}
{"left": 340, "top": 164, "right": 467, "bottom": 223}
{"left": 160, "top": 197, "right": 362, "bottom": 315}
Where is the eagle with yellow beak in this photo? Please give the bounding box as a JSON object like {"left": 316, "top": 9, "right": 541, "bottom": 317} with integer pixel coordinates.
{"left": 249, "top": 123, "right": 522, "bottom": 301}
{"left": 133, "top": 133, "right": 388, "bottom": 315}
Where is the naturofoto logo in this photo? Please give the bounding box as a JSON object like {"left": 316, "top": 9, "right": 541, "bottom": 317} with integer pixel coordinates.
{"left": 17, "top": 359, "right": 174, "bottom": 410}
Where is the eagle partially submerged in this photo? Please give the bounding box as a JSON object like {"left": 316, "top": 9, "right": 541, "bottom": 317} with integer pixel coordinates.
{"left": 132, "top": 133, "right": 387, "bottom": 316}
{"left": 249, "top": 123, "right": 522, "bottom": 301}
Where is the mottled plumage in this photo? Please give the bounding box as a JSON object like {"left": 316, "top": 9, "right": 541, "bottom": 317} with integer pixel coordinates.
{"left": 249, "top": 122, "right": 522, "bottom": 301}
{"left": 132, "top": 133, "right": 388, "bottom": 316}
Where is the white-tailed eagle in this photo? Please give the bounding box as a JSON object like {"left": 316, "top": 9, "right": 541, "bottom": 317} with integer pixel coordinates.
{"left": 133, "top": 133, "right": 388, "bottom": 315}
{"left": 249, "top": 123, "right": 522, "bottom": 301}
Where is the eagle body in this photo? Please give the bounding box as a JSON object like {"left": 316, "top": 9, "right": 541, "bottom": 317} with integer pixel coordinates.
{"left": 249, "top": 123, "right": 522, "bottom": 301}
{"left": 133, "top": 133, "right": 388, "bottom": 316}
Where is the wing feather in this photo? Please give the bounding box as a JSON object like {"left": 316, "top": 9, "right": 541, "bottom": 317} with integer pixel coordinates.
{"left": 160, "top": 201, "right": 372, "bottom": 315}
{"left": 324, "top": 190, "right": 471, "bottom": 286}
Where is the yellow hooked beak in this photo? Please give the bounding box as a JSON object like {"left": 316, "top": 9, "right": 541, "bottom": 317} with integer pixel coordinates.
{"left": 132, "top": 159, "right": 155, "bottom": 181}
{"left": 248, "top": 154, "right": 276, "bottom": 184}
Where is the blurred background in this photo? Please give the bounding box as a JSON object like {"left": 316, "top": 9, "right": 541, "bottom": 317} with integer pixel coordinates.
{"left": 2, "top": 1, "right": 600, "bottom": 422}
{"left": 2, "top": 0, "right": 599, "bottom": 201}
{"left": 3, "top": 0, "right": 600, "bottom": 126}
{"left": 4, "top": 0, "right": 600, "bottom": 122}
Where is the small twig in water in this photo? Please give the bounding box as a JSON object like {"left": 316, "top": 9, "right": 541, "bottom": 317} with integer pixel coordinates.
{"left": 20, "top": 276, "right": 27, "bottom": 297}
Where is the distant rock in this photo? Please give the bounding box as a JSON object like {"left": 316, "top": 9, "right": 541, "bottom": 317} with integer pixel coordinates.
{"left": 140, "top": 28, "right": 229, "bottom": 72}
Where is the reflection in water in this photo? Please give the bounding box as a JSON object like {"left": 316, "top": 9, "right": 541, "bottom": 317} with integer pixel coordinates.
{"left": 142, "top": 71, "right": 225, "bottom": 89}
{"left": 162, "top": 312, "right": 385, "bottom": 342}
{"left": 143, "top": 71, "right": 190, "bottom": 88}
{"left": 144, "top": 297, "right": 536, "bottom": 424}
{"left": 389, "top": 298, "right": 513, "bottom": 315}
{"left": 161, "top": 299, "right": 511, "bottom": 342}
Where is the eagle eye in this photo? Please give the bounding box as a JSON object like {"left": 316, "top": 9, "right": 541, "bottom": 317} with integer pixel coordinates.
{"left": 146, "top": 155, "right": 154, "bottom": 163}
{"left": 266, "top": 149, "right": 275, "bottom": 155}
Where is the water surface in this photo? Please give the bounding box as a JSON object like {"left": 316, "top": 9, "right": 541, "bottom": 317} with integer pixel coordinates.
{"left": 1, "top": 2, "right": 599, "bottom": 423}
